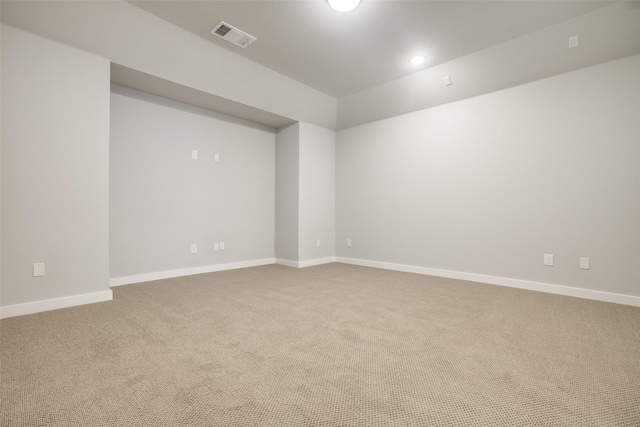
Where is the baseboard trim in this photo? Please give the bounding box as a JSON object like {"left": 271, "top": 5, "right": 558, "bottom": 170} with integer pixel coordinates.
{"left": 0, "top": 290, "right": 113, "bottom": 319}
{"left": 109, "top": 258, "right": 277, "bottom": 287}
{"left": 275, "top": 258, "right": 299, "bottom": 268}
{"left": 299, "top": 257, "right": 337, "bottom": 268}
{"left": 276, "top": 257, "right": 336, "bottom": 268}
{"left": 336, "top": 257, "right": 640, "bottom": 307}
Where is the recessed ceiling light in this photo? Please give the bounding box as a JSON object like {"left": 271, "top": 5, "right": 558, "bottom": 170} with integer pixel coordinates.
{"left": 410, "top": 56, "right": 426, "bottom": 65}
{"left": 327, "top": 0, "right": 361, "bottom": 12}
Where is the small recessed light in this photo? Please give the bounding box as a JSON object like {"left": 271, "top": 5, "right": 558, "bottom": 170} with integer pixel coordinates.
{"left": 328, "top": 0, "right": 361, "bottom": 12}
{"left": 410, "top": 56, "right": 425, "bottom": 65}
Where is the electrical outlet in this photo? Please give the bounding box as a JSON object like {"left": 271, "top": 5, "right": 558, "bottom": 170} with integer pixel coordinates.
{"left": 214, "top": 243, "right": 220, "bottom": 252}
{"left": 33, "top": 262, "right": 45, "bottom": 277}
{"left": 544, "top": 254, "right": 554, "bottom": 266}
{"left": 569, "top": 35, "right": 579, "bottom": 49}
{"left": 580, "top": 257, "right": 590, "bottom": 270}
{"left": 192, "top": 150, "right": 198, "bottom": 160}
{"left": 347, "top": 239, "right": 352, "bottom": 247}
{"left": 191, "top": 244, "right": 197, "bottom": 254}
{"left": 317, "top": 239, "right": 321, "bottom": 247}
{"left": 220, "top": 242, "right": 225, "bottom": 251}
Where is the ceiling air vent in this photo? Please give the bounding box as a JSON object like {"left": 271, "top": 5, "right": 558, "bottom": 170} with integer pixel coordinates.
{"left": 210, "top": 21, "right": 256, "bottom": 48}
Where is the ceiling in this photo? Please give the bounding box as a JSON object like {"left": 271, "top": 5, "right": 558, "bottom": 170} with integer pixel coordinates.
{"left": 130, "top": 0, "right": 612, "bottom": 99}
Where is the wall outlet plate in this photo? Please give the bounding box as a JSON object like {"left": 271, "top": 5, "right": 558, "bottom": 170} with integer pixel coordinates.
{"left": 33, "top": 262, "right": 45, "bottom": 277}
{"left": 569, "top": 35, "right": 580, "bottom": 49}
{"left": 580, "top": 257, "right": 590, "bottom": 270}
{"left": 544, "top": 254, "right": 554, "bottom": 266}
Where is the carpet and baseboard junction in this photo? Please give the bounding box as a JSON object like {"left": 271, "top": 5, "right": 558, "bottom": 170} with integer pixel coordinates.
{"left": 2, "top": 263, "right": 639, "bottom": 426}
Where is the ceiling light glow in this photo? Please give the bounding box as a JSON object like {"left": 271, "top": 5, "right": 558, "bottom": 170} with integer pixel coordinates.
{"left": 410, "top": 56, "right": 425, "bottom": 65}
{"left": 328, "top": 0, "right": 361, "bottom": 12}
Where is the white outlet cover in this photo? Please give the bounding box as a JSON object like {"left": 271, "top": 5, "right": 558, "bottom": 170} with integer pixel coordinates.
{"left": 214, "top": 153, "right": 220, "bottom": 162}
{"left": 569, "top": 35, "right": 580, "bottom": 48}
{"left": 347, "top": 239, "right": 352, "bottom": 247}
{"left": 33, "top": 262, "right": 45, "bottom": 277}
{"left": 544, "top": 254, "right": 554, "bottom": 266}
{"left": 220, "top": 242, "right": 225, "bottom": 251}
{"left": 214, "top": 243, "right": 220, "bottom": 252}
{"left": 191, "top": 244, "right": 197, "bottom": 254}
{"left": 580, "top": 257, "right": 590, "bottom": 270}
{"left": 192, "top": 150, "right": 198, "bottom": 159}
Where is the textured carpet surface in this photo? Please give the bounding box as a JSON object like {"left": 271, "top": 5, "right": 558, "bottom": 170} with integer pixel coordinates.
{"left": 1, "top": 263, "right": 640, "bottom": 426}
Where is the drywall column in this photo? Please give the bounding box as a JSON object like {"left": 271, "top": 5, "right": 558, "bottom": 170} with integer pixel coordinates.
{"left": 275, "top": 124, "right": 300, "bottom": 263}
{"left": 298, "top": 123, "right": 336, "bottom": 264}
{"left": 1, "top": 25, "right": 111, "bottom": 317}
{"left": 276, "top": 122, "right": 336, "bottom": 266}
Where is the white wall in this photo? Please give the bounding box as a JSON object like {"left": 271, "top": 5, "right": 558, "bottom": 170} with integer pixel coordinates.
{"left": 337, "top": 54, "right": 640, "bottom": 298}
{"left": 275, "top": 123, "right": 300, "bottom": 262}
{"left": 110, "top": 87, "right": 276, "bottom": 279}
{"left": 1, "top": 25, "right": 111, "bottom": 314}
{"left": 299, "top": 123, "right": 336, "bottom": 262}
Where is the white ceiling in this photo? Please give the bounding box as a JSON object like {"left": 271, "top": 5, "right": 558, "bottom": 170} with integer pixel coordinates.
{"left": 130, "top": 0, "right": 612, "bottom": 99}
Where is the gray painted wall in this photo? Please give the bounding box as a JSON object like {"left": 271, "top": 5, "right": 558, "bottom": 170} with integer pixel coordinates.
{"left": 275, "top": 123, "right": 300, "bottom": 262}
{"left": 110, "top": 87, "right": 276, "bottom": 278}
{"left": 1, "top": 25, "right": 111, "bottom": 306}
{"left": 337, "top": 54, "right": 640, "bottom": 297}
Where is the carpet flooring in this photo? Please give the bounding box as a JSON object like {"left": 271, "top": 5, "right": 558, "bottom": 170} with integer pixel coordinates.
{"left": 1, "top": 263, "right": 639, "bottom": 426}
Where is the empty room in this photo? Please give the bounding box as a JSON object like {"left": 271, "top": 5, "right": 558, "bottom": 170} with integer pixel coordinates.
{"left": 1, "top": 1, "right": 639, "bottom": 426}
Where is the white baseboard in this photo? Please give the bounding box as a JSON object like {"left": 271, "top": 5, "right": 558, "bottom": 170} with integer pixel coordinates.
{"left": 110, "top": 258, "right": 277, "bottom": 287}
{"left": 336, "top": 257, "right": 640, "bottom": 307}
{"left": 275, "top": 258, "right": 299, "bottom": 268}
{"left": 299, "top": 257, "right": 337, "bottom": 268}
{"left": 5, "top": 258, "right": 635, "bottom": 318}
{"left": 276, "top": 257, "right": 336, "bottom": 268}
{"left": 0, "top": 290, "right": 113, "bottom": 319}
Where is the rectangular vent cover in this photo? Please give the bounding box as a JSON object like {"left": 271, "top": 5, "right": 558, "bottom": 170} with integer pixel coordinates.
{"left": 211, "top": 21, "right": 256, "bottom": 48}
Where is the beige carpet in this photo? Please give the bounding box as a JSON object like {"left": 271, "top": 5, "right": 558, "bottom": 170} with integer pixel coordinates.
{"left": 2, "top": 263, "right": 639, "bottom": 426}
